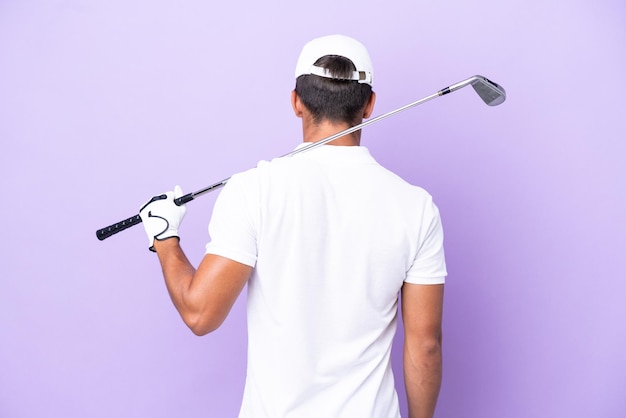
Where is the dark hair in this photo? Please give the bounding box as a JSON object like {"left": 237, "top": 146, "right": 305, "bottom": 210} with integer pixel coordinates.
{"left": 295, "top": 55, "right": 373, "bottom": 126}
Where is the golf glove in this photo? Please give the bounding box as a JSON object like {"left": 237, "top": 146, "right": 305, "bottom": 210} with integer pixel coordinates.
{"left": 139, "top": 185, "right": 187, "bottom": 252}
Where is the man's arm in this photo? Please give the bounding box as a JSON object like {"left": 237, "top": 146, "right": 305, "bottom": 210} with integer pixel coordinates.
{"left": 153, "top": 238, "right": 252, "bottom": 335}
{"left": 401, "top": 282, "right": 444, "bottom": 418}
{"left": 139, "top": 186, "right": 253, "bottom": 336}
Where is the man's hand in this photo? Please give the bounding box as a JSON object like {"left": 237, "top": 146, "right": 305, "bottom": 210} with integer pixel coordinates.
{"left": 139, "top": 185, "right": 187, "bottom": 252}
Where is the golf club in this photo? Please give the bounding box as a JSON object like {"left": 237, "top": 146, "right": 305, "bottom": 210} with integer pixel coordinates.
{"left": 96, "top": 74, "right": 506, "bottom": 241}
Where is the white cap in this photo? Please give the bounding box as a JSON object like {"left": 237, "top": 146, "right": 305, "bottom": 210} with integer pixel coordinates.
{"left": 294, "top": 34, "right": 374, "bottom": 86}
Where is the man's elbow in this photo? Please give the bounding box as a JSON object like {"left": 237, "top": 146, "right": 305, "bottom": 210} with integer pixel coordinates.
{"left": 421, "top": 337, "right": 442, "bottom": 357}
{"left": 406, "top": 332, "right": 443, "bottom": 360}
{"left": 424, "top": 330, "right": 443, "bottom": 353}
{"left": 183, "top": 311, "right": 225, "bottom": 336}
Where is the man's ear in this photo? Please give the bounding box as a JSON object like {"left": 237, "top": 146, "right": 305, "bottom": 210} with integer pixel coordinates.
{"left": 291, "top": 90, "right": 304, "bottom": 118}
{"left": 363, "top": 91, "right": 376, "bottom": 119}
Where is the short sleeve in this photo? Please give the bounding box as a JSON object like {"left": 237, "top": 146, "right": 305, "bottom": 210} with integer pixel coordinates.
{"left": 404, "top": 200, "right": 447, "bottom": 284}
{"left": 205, "top": 172, "right": 258, "bottom": 267}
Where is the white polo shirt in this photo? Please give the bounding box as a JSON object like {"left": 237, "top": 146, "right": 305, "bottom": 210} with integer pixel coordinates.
{"left": 206, "top": 144, "right": 446, "bottom": 418}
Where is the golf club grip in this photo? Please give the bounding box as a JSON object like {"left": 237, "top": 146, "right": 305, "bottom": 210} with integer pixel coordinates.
{"left": 96, "top": 193, "right": 193, "bottom": 241}
{"left": 96, "top": 214, "right": 142, "bottom": 241}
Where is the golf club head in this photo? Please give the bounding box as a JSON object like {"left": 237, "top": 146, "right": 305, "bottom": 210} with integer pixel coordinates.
{"left": 471, "top": 76, "right": 506, "bottom": 106}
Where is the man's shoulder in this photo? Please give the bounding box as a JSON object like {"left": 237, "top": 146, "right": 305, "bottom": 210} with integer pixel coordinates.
{"left": 227, "top": 158, "right": 287, "bottom": 190}
{"left": 373, "top": 165, "right": 433, "bottom": 197}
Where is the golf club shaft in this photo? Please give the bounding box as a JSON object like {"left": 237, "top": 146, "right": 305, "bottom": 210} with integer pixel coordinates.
{"left": 96, "top": 75, "right": 505, "bottom": 241}
{"left": 179, "top": 91, "right": 441, "bottom": 202}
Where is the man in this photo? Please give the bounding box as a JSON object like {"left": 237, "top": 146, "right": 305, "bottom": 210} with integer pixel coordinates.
{"left": 140, "top": 34, "right": 446, "bottom": 418}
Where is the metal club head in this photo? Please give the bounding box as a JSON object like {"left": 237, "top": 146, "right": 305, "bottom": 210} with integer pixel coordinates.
{"left": 471, "top": 76, "right": 506, "bottom": 106}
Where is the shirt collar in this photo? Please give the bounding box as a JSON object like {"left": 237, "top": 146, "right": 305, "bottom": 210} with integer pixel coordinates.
{"left": 291, "top": 144, "right": 376, "bottom": 165}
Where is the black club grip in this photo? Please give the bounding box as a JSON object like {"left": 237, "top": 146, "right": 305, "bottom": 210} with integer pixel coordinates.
{"left": 96, "top": 214, "right": 142, "bottom": 241}
{"left": 96, "top": 193, "right": 194, "bottom": 242}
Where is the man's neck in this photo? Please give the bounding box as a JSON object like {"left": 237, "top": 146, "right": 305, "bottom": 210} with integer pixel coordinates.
{"left": 302, "top": 119, "right": 361, "bottom": 146}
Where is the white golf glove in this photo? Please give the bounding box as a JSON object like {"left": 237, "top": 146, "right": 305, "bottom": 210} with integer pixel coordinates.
{"left": 139, "top": 185, "right": 187, "bottom": 252}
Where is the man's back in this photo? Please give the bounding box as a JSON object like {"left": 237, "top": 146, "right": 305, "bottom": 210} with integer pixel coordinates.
{"left": 140, "top": 34, "right": 445, "bottom": 418}
{"left": 206, "top": 145, "right": 446, "bottom": 417}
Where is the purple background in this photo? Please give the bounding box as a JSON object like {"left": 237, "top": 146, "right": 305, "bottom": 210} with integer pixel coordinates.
{"left": 1, "top": 1, "right": 625, "bottom": 417}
